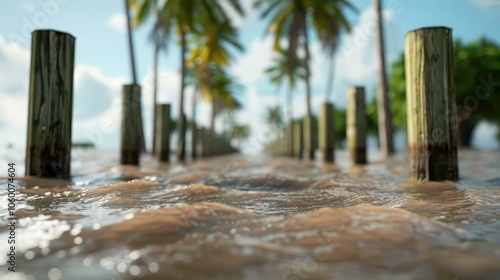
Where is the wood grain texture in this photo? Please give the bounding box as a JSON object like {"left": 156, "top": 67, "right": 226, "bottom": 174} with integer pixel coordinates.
{"left": 405, "top": 27, "right": 459, "bottom": 181}
{"left": 155, "top": 104, "right": 170, "bottom": 162}
{"left": 319, "top": 102, "right": 335, "bottom": 162}
{"left": 26, "top": 30, "right": 75, "bottom": 178}
{"left": 347, "top": 87, "right": 367, "bottom": 165}
{"left": 120, "top": 84, "right": 141, "bottom": 165}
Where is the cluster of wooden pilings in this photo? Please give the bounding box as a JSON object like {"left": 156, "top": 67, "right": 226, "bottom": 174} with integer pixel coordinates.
{"left": 264, "top": 87, "right": 367, "bottom": 166}
{"left": 25, "top": 26, "right": 459, "bottom": 182}
{"left": 263, "top": 26, "right": 460, "bottom": 182}
{"left": 25, "top": 29, "right": 237, "bottom": 179}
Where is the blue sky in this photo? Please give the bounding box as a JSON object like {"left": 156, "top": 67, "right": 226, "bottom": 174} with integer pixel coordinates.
{"left": 0, "top": 0, "right": 499, "bottom": 152}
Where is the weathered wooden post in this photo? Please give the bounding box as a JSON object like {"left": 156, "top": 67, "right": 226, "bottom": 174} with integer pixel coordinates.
{"left": 191, "top": 123, "right": 197, "bottom": 160}
{"left": 304, "top": 116, "right": 315, "bottom": 160}
{"left": 199, "top": 128, "right": 210, "bottom": 158}
{"left": 121, "top": 84, "right": 142, "bottom": 165}
{"left": 294, "top": 122, "right": 303, "bottom": 159}
{"left": 405, "top": 27, "right": 459, "bottom": 181}
{"left": 155, "top": 104, "right": 170, "bottom": 162}
{"left": 26, "top": 30, "right": 75, "bottom": 178}
{"left": 287, "top": 123, "right": 294, "bottom": 157}
{"left": 319, "top": 102, "right": 335, "bottom": 162}
{"left": 347, "top": 87, "right": 367, "bottom": 165}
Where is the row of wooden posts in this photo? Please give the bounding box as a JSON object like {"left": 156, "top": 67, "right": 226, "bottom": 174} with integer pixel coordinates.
{"left": 24, "top": 29, "right": 237, "bottom": 179}
{"left": 264, "top": 26, "right": 460, "bottom": 182}
{"left": 24, "top": 26, "right": 459, "bottom": 182}
{"left": 120, "top": 93, "right": 238, "bottom": 166}
{"left": 264, "top": 87, "right": 367, "bottom": 166}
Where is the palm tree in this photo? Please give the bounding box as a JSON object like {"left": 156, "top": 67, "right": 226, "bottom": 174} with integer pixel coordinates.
{"left": 124, "top": 0, "right": 146, "bottom": 152}
{"left": 204, "top": 66, "right": 243, "bottom": 132}
{"left": 264, "top": 49, "right": 305, "bottom": 155}
{"left": 320, "top": 18, "right": 343, "bottom": 102}
{"left": 131, "top": 0, "right": 244, "bottom": 161}
{"left": 188, "top": 18, "right": 244, "bottom": 157}
{"left": 264, "top": 105, "right": 284, "bottom": 134}
{"left": 255, "top": 0, "right": 356, "bottom": 159}
{"left": 374, "top": 0, "right": 394, "bottom": 156}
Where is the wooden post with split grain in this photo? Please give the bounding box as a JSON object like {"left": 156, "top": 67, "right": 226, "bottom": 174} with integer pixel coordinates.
{"left": 319, "top": 102, "right": 335, "bottom": 162}
{"left": 155, "top": 104, "right": 170, "bottom": 162}
{"left": 26, "top": 30, "right": 75, "bottom": 178}
{"left": 121, "top": 84, "right": 142, "bottom": 165}
{"left": 405, "top": 27, "right": 459, "bottom": 181}
{"left": 347, "top": 87, "right": 367, "bottom": 165}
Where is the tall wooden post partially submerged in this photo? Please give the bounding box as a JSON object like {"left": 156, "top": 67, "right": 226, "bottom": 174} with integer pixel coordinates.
{"left": 26, "top": 30, "right": 75, "bottom": 178}
{"left": 304, "top": 116, "right": 314, "bottom": 160}
{"left": 319, "top": 102, "right": 335, "bottom": 162}
{"left": 155, "top": 104, "right": 171, "bottom": 162}
{"left": 294, "top": 122, "right": 303, "bottom": 159}
{"left": 347, "top": 87, "right": 367, "bottom": 165}
{"left": 121, "top": 84, "right": 142, "bottom": 165}
{"left": 405, "top": 27, "right": 459, "bottom": 181}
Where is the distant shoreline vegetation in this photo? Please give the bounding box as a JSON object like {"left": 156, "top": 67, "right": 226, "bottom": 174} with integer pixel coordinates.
{"left": 71, "top": 141, "right": 95, "bottom": 149}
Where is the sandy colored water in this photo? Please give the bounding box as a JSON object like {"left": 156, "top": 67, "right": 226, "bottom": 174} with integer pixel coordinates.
{"left": 1, "top": 149, "right": 500, "bottom": 279}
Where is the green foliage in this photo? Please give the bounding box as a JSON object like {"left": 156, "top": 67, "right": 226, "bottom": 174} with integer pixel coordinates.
{"left": 264, "top": 105, "right": 285, "bottom": 132}
{"left": 389, "top": 38, "right": 500, "bottom": 129}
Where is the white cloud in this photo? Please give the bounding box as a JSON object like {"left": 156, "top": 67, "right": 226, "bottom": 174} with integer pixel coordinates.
{"left": 471, "top": 122, "right": 499, "bottom": 149}
{"left": 330, "top": 5, "right": 401, "bottom": 106}
{"left": 223, "top": 0, "right": 259, "bottom": 27}
{"left": 108, "top": 13, "right": 127, "bottom": 34}
{"left": 0, "top": 34, "right": 30, "bottom": 148}
{"left": 21, "top": 3, "right": 36, "bottom": 13}
{"left": 231, "top": 37, "right": 275, "bottom": 85}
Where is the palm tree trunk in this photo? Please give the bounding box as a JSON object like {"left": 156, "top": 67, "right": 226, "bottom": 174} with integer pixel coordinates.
{"left": 124, "top": 0, "right": 146, "bottom": 153}
{"left": 325, "top": 54, "right": 336, "bottom": 102}
{"left": 152, "top": 42, "right": 159, "bottom": 154}
{"left": 124, "top": 0, "right": 137, "bottom": 84}
{"left": 177, "top": 29, "right": 187, "bottom": 161}
{"left": 374, "top": 0, "right": 394, "bottom": 157}
{"left": 303, "top": 21, "right": 314, "bottom": 160}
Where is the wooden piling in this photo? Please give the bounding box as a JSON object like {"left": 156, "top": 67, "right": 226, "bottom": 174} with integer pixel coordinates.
{"left": 347, "top": 87, "right": 367, "bottom": 165}
{"left": 405, "top": 27, "right": 459, "bottom": 181}
{"left": 120, "top": 84, "right": 142, "bottom": 165}
{"left": 155, "top": 104, "right": 170, "bottom": 162}
{"left": 293, "top": 122, "right": 303, "bottom": 159}
{"left": 286, "top": 124, "right": 294, "bottom": 157}
{"left": 304, "top": 116, "right": 315, "bottom": 160}
{"left": 25, "top": 30, "right": 75, "bottom": 178}
{"left": 191, "top": 123, "right": 197, "bottom": 160}
{"left": 319, "top": 102, "right": 335, "bottom": 162}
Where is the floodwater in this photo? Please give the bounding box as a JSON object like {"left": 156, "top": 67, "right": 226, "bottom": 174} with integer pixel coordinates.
{"left": 1, "top": 148, "right": 500, "bottom": 280}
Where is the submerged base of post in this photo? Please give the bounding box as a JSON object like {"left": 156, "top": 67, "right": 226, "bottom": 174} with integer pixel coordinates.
{"left": 320, "top": 102, "right": 335, "bottom": 162}
{"left": 120, "top": 84, "right": 142, "bottom": 165}
{"left": 155, "top": 104, "right": 171, "bottom": 162}
{"left": 347, "top": 87, "right": 367, "bottom": 165}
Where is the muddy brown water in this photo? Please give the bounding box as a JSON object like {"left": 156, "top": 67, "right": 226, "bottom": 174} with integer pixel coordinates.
{"left": 1, "top": 149, "right": 500, "bottom": 280}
